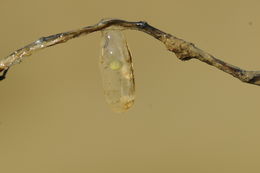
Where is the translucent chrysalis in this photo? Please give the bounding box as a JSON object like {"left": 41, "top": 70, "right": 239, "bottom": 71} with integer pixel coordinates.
{"left": 100, "top": 29, "right": 135, "bottom": 112}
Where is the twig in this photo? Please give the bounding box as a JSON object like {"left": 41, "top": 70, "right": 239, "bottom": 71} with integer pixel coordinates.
{"left": 0, "top": 68, "right": 9, "bottom": 81}
{"left": 1, "top": 18, "right": 260, "bottom": 86}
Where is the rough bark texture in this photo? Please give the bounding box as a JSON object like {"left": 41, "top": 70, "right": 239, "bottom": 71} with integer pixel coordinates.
{"left": 1, "top": 19, "right": 260, "bottom": 85}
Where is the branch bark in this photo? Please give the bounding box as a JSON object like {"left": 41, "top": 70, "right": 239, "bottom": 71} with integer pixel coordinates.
{"left": 1, "top": 19, "right": 260, "bottom": 85}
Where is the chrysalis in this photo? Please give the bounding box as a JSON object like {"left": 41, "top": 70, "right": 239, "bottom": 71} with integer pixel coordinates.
{"left": 100, "top": 29, "right": 135, "bottom": 112}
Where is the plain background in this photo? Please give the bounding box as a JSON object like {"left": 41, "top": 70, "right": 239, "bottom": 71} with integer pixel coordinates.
{"left": 0, "top": 0, "right": 260, "bottom": 172}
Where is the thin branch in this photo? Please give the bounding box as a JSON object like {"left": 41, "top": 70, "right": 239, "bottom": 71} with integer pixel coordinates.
{"left": 1, "top": 18, "right": 260, "bottom": 86}
{"left": 0, "top": 68, "right": 9, "bottom": 81}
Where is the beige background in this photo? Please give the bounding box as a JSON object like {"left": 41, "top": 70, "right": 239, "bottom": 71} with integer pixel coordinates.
{"left": 0, "top": 0, "right": 260, "bottom": 172}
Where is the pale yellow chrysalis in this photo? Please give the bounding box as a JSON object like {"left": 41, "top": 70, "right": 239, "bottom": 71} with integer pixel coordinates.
{"left": 100, "top": 29, "right": 135, "bottom": 112}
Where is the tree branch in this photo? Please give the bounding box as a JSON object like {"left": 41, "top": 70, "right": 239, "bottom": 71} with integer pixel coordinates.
{"left": 1, "top": 18, "right": 260, "bottom": 86}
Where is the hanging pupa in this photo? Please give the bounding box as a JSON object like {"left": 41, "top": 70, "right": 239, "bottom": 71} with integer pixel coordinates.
{"left": 99, "top": 29, "right": 135, "bottom": 112}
